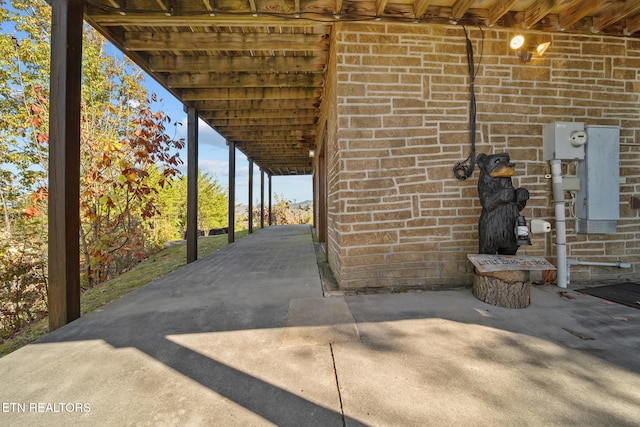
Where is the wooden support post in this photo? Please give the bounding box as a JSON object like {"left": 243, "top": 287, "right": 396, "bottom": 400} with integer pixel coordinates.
{"left": 228, "top": 140, "right": 236, "bottom": 243}
{"left": 248, "top": 160, "right": 253, "bottom": 234}
{"left": 48, "top": 0, "right": 83, "bottom": 331}
{"left": 186, "top": 106, "right": 198, "bottom": 263}
{"left": 260, "top": 169, "right": 265, "bottom": 229}
{"left": 268, "top": 174, "right": 273, "bottom": 226}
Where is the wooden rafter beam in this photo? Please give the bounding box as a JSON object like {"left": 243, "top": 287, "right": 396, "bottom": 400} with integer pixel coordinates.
{"left": 594, "top": 0, "right": 640, "bottom": 32}
{"left": 202, "top": 108, "right": 317, "bottom": 120}
{"left": 559, "top": 0, "right": 601, "bottom": 30}
{"left": 413, "top": 0, "right": 431, "bottom": 19}
{"left": 166, "top": 72, "right": 323, "bottom": 89}
{"left": 181, "top": 87, "right": 321, "bottom": 101}
{"left": 211, "top": 124, "right": 316, "bottom": 132}
{"left": 154, "top": 0, "right": 173, "bottom": 17}
{"left": 376, "top": 0, "right": 389, "bottom": 17}
{"left": 124, "top": 31, "right": 329, "bottom": 51}
{"left": 222, "top": 137, "right": 311, "bottom": 144}
{"left": 218, "top": 129, "right": 314, "bottom": 138}
{"left": 194, "top": 98, "right": 317, "bottom": 111}
{"left": 451, "top": 0, "right": 474, "bottom": 20}
{"left": 148, "top": 54, "right": 327, "bottom": 72}
{"left": 487, "top": 0, "right": 519, "bottom": 25}
{"left": 248, "top": 0, "right": 258, "bottom": 15}
{"left": 334, "top": 0, "right": 343, "bottom": 15}
{"left": 211, "top": 116, "right": 316, "bottom": 126}
{"left": 524, "top": 0, "right": 558, "bottom": 28}
{"left": 91, "top": 14, "right": 332, "bottom": 27}
{"left": 202, "top": 0, "right": 215, "bottom": 13}
{"left": 625, "top": 12, "right": 640, "bottom": 34}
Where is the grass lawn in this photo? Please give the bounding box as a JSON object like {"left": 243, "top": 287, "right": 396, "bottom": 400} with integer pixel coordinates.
{"left": 0, "top": 230, "right": 248, "bottom": 357}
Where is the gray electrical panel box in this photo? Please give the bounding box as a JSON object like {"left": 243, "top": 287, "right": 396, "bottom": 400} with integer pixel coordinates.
{"left": 543, "top": 122, "right": 586, "bottom": 160}
{"left": 576, "top": 125, "right": 620, "bottom": 234}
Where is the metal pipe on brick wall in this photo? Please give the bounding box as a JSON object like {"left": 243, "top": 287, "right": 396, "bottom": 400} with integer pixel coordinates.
{"left": 550, "top": 160, "right": 567, "bottom": 288}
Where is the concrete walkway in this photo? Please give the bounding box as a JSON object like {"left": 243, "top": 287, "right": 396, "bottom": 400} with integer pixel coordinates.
{"left": 1, "top": 225, "right": 639, "bottom": 426}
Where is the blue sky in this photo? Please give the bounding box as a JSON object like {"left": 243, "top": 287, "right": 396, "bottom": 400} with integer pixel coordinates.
{"left": 143, "top": 77, "right": 313, "bottom": 207}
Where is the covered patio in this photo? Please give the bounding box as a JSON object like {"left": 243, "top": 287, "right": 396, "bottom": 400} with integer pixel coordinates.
{"left": 48, "top": 1, "right": 640, "bottom": 330}
{"left": 1, "top": 225, "right": 640, "bottom": 425}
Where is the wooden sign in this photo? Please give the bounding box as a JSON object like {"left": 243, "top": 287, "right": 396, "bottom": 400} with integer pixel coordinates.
{"left": 467, "top": 254, "right": 556, "bottom": 273}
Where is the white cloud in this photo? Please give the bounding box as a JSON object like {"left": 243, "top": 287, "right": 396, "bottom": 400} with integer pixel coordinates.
{"left": 174, "top": 117, "right": 227, "bottom": 149}
{"left": 199, "top": 158, "right": 228, "bottom": 179}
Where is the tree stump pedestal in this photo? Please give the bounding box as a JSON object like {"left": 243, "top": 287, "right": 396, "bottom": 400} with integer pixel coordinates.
{"left": 467, "top": 254, "right": 556, "bottom": 309}
{"left": 472, "top": 269, "right": 531, "bottom": 309}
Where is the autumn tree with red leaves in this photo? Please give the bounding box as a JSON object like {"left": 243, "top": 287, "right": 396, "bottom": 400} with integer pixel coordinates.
{"left": 0, "top": 1, "right": 185, "bottom": 334}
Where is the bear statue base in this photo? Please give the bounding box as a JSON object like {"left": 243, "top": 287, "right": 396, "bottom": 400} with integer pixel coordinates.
{"left": 472, "top": 270, "right": 531, "bottom": 309}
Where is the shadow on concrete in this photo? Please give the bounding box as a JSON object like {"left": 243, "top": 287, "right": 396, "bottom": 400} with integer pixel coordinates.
{"left": 1, "top": 225, "right": 639, "bottom": 425}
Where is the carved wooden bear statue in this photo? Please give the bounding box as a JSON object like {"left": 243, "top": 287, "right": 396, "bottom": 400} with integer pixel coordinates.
{"left": 477, "top": 152, "right": 529, "bottom": 255}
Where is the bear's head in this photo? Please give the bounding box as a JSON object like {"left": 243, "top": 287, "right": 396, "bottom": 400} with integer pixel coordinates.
{"left": 477, "top": 153, "right": 515, "bottom": 178}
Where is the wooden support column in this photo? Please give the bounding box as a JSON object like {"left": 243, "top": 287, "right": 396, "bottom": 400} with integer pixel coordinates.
{"left": 48, "top": 0, "right": 83, "bottom": 331}
{"left": 228, "top": 141, "right": 236, "bottom": 243}
{"left": 260, "top": 169, "right": 265, "bottom": 229}
{"left": 248, "top": 160, "right": 253, "bottom": 234}
{"left": 268, "top": 174, "right": 273, "bottom": 226}
{"left": 186, "top": 106, "right": 198, "bottom": 263}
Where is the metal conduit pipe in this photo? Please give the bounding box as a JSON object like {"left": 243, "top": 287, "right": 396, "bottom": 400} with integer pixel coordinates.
{"left": 567, "top": 260, "right": 632, "bottom": 268}
{"left": 550, "top": 160, "right": 567, "bottom": 288}
{"left": 566, "top": 259, "right": 631, "bottom": 286}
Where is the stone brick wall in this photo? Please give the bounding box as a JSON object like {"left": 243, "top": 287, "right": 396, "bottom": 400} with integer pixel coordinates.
{"left": 321, "top": 22, "right": 640, "bottom": 290}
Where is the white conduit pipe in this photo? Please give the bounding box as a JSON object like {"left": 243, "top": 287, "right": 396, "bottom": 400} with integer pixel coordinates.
{"left": 550, "top": 160, "right": 567, "bottom": 288}
{"left": 566, "top": 259, "right": 632, "bottom": 285}
{"left": 568, "top": 260, "right": 632, "bottom": 268}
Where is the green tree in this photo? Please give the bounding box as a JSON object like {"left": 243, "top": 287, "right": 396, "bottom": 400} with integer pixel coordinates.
{"left": 151, "top": 171, "right": 229, "bottom": 241}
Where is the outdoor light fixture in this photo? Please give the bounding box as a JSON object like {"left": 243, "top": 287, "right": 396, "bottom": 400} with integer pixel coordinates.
{"left": 510, "top": 35, "right": 550, "bottom": 63}
{"left": 309, "top": 149, "right": 315, "bottom": 158}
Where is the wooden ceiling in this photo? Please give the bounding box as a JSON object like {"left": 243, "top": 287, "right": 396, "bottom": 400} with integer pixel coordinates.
{"left": 84, "top": 0, "right": 640, "bottom": 176}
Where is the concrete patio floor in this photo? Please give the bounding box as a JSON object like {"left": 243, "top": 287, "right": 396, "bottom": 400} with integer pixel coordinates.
{"left": 1, "top": 225, "right": 639, "bottom": 426}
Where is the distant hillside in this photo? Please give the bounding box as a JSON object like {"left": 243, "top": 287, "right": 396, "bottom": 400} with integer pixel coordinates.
{"left": 292, "top": 200, "right": 312, "bottom": 209}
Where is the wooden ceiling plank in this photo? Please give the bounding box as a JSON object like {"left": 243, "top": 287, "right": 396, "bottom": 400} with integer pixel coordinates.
{"left": 124, "top": 31, "right": 329, "bottom": 51}
{"left": 594, "top": 0, "right": 640, "bottom": 32}
{"left": 87, "top": 0, "right": 640, "bottom": 178}
{"left": 487, "top": 0, "right": 519, "bottom": 25}
{"left": 451, "top": 0, "right": 475, "bottom": 20}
